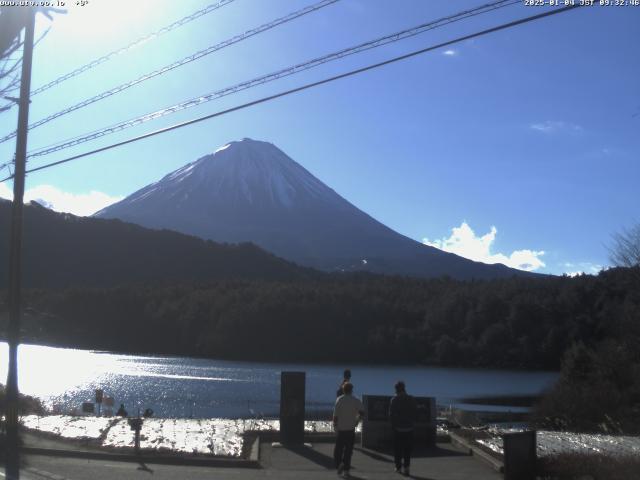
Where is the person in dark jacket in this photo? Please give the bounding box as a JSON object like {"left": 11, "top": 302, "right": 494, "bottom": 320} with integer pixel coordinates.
{"left": 116, "top": 403, "right": 128, "bottom": 417}
{"left": 336, "top": 369, "right": 352, "bottom": 397}
{"left": 389, "top": 381, "right": 417, "bottom": 476}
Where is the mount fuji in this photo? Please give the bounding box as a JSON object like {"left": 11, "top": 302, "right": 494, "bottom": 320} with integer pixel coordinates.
{"left": 95, "top": 138, "right": 524, "bottom": 279}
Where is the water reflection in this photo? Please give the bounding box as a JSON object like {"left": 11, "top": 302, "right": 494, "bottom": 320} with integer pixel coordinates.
{"left": 0, "top": 343, "right": 130, "bottom": 397}
{"left": 0, "top": 342, "right": 558, "bottom": 418}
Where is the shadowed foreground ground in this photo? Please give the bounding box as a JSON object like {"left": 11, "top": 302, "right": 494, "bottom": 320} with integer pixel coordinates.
{"left": 16, "top": 441, "right": 501, "bottom": 480}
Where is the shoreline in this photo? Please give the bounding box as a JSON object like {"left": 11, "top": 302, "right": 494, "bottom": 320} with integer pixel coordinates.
{"left": 1, "top": 337, "right": 561, "bottom": 373}
{"left": 19, "top": 414, "right": 338, "bottom": 458}
{"left": 19, "top": 414, "right": 640, "bottom": 462}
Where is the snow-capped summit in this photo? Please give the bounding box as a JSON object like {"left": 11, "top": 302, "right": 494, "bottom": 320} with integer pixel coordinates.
{"left": 122, "top": 139, "right": 340, "bottom": 211}
{"left": 96, "top": 139, "right": 523, "bottom": 279}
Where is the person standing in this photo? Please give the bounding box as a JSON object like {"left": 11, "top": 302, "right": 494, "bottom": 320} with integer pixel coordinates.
{"left": 116, "top": 403, "right": 128, "bottom": 417}
{"left": 389, "top": 381, "right": 417, "bottom": 476}
{"left": 336, "top": 369, "right": 352, "bottom": 397}
{"left": 333, "top": 382, "right": 364, "bottom": 478}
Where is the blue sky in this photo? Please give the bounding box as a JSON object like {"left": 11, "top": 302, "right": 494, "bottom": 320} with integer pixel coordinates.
{"left": 0, "top": 0, "right": 638, "bottom": 275}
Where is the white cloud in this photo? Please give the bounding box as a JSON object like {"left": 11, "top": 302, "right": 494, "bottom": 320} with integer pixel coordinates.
{"left": 529, "top": 120, "right": 583, "bottom": 134}
{"left": 442, "top": 49, "right": 457, "bottom": 56}
{"left": 423, "top": 222, "right": 546, "bottom": 272}
{"left": 562, "top": 262, "right": 603, "bottom": 277}
{"left": 0, "top": 183, "right": 122, "bottom": 216}
{"left": 0, "top": 182, "right": 12, "bottom": 200}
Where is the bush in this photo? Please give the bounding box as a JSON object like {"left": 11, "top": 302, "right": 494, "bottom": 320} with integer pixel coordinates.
{"left": 531, "top": 340, "right": 640, "bottom": 434}
{"left": 0, "top": 383, "right": 45, "bottom": 416}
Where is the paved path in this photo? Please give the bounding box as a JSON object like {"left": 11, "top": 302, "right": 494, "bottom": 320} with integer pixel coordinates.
{"left": 264, "top": 442, "right": 501, "bottom": 480}
{"left": 15, "top": 442, "right": 501, "bottom": 480}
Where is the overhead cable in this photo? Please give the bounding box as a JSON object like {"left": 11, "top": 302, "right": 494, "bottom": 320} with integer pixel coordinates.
{"left": 0, "top": 1, "right": 235, "bottom": 114}
{"left": 0, "top": 160, "right": 12, "bottom": 177}
{"left": 34, "top": 0, "right": 235, "bottom": 96}
{"left": 0, "top": 3, "right": 582, "bottom": 183}
{"left": 0, "top": 0, "right": 339, "bottom": 144}
{"left": 26, "top": 0, "right": 518, "bottom": 159}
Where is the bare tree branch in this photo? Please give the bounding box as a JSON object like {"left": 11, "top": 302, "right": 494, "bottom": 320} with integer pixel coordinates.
{"left": 0, "top": 7, "right": 27, "bottom": 106}
{"left": 609, "top": 223, "right": 640, "bottom": 268}
{"left": 0, "top": 57, "right": 22, "bottom": 81}
{"left": 0, "top": 15, "right": 51, "bottom": 112}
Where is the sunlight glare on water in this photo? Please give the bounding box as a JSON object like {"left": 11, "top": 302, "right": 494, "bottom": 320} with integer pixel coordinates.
{"left": 0, "top": 343, "right": 131, "bottom": 397}
{"left": 0, "top": 342, "right": 557, "bottom": 418}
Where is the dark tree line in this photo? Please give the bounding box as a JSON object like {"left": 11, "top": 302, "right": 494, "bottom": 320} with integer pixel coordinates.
{"left": 2, "top": 266, "right": 636, "bottom": 371}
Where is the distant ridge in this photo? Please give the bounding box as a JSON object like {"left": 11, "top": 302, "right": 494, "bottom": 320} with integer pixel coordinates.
{"left": 96, "top": 138, "right": 530, "bottom": 280}
{"left": 0, "top": 199, "right": 312, "bottom": 289}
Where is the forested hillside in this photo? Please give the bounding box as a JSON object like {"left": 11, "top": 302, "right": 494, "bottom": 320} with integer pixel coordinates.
{"left": 6, "top": 267, "right": 638, "bottom": 371}
{"left": 0, "top": 200, "right": 315, "bottom": 288}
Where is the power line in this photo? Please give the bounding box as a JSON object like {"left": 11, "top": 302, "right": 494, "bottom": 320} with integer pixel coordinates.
{"left": 12, "top": 0, "right": 237, "bottom": 106}
{"left": 26, "top": 0, "right": 519, "bottom": 160}
{"left": 0, "top": 3, "right": 582, "bottom": 184}
{"left": 0, "top": 0, "right": 339, "bottom": 145}
{"left": 0, "top": 2, "right": 233, "bottom": 115}
{"left": 0, "top": 158, "right": 13, "bottom": 178}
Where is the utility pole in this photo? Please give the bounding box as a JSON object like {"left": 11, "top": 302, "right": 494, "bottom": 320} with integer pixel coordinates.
{"left": 5, "top": 7, "right": 36, "bottom": 480}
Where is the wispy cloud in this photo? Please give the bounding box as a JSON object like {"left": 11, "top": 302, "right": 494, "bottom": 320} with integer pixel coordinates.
{"left": 442, "top": 49, "right": 457, "bottom": 56}
{"left": 529, "top": 120, "right": 583, "bottom": 134}
{"left": 0, "top": 183, "right": 122, "bottom": 216}
{"left": 423, "top": 222, "right": 545, "bottom": 272}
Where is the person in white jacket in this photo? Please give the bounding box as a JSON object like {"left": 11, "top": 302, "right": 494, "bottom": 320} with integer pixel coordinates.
{"left": 333, "top": 382, "right": 364, "bottom": 478}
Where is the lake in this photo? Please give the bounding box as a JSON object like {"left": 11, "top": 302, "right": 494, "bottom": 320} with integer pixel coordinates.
{"left": 0, "top": 342, "right": 557, "bottom": 418}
